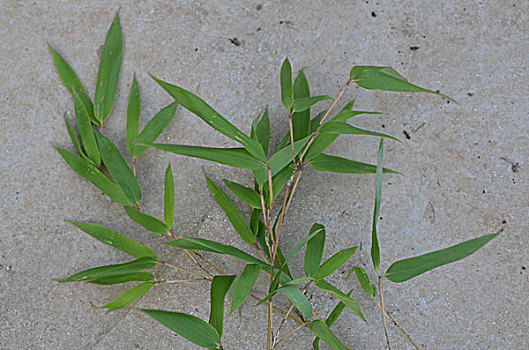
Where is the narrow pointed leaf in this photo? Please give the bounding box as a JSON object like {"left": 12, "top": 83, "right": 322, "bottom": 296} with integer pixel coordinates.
{"left": 251, "top": 109, "right": 270, "bottom": 155}
{"left": 68, "top": 221, "right": 157, "bottom": 258}
{"left": 320, "top": 121, "right": 400, "bottom": 142}
{"left": 310, "top": 320, "right": 347, "bottom": 350}
{"left": 280, "top": 285, "right": 313, "bottom": 318}
{"left": 54, "top": 147, "right": 131, "bottom": 206}
{"left": 304, "top": 223, "right": 326, "bottom": 277}
{"left": 371, "top": 139, "right": 383, "bottom": 272}
{"left": 284, "top": 224, "right": 325, "bottom": 265}
{"left": 310, "top": 153, "right": 399, "bottom": 175}
{"left": 310, "top": 111, "right": 325, "bottom": 133}
{"left": 350, "top": 66, "right": 454, "bottom": 102}
{"left": 151, "top": 75, "right": 266, "bottom": 161}
{"left": 95, "top": 132, "right": 141, "bottom": 205}
{"left": 313, "top": 288, "right": 354, "bottom": 349}
{"left": 205, "top": 175, "right": 255, "bottom": 244}
{"left": 292, "top": 96, "right": 332, "bottom": 113}
{"left": 133, "top": 102, "right": 178, "bottom": 157}
{"left": 144, "top": 143, "right": 263, "bottom": 171}
{"left": 89, "top": 272, "right": 154, "bottom": 285}
{"left": 268, "top": 135, "right": 311, "bottom": 176}
{"left": 223, "top": 180, "right": 262, "bottom": 209}
{"left": 166, "top": 237, "right": 267, "bottom": 267}
{"left": 94, "top": 13, "right": 123, "bottom": 122}
{"left": 386, "top": 229, "right": 502, "bottom": 283}
{"left": 124, "top": 206, "right": 169, "bottom": 234}
{"left": 280, "top": 57, "right": 293, "bottom": 109}
{"left": 332, "top": 110, "right": 382, "bottom": 122}
{"left": 314, "top": 246, "right": 359, "bottom": 280}
{"left": 229, "top": 264, "right": 261, "bottom": 314}
{"left": 101, "top": 282, "right": 153, "bottom": 309}
{"left": 164, "top": 163, "right": 175, "bottom": 228}
{"left": 292, "top": 70, "right": 311, "bottom": 141}
{"left": 58, "top": 257, "right": 157, "bottom": 282}
{"left": 126, "top": 74, "right": 141, "bottom": 156}
{"left": 270, "top": 164, "right": 293, "bottom": 200}
{"left": 340, "top": 99, "right": 356, "bottom": 112}
{"left": 73, "top": 91, "right": 100, "bottom": 166}
{"left": 315, "top": 280, "right": 364, "bottom": 321}
{"left": 139, "top": 309, "right": 220, "bottom": 348}
{"left": 352, "top": 266, "right": 377, "bottom": 298}
{"left": 209, "top": 275, "right": 236, "bottom": 336}
{"left": 64, "top": 115, "right": 85, "bottom": 157}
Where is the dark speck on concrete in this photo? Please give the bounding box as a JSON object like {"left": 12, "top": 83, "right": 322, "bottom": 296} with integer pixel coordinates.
{"left": 410, "top": 46, "right": 420, "bottom": 51}
{"left": 371, "top": 11, "right": 377, "bottom": 17}
{"left": 229, "top": 37, "right": 241, "bottom": 46}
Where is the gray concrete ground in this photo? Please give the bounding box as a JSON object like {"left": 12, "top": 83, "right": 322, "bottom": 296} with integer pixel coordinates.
{"left": 1, "top": 1, "right": 528, "bottom": 349}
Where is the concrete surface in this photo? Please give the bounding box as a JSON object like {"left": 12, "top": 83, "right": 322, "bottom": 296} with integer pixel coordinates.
{"left": 1, "top": 1, "right": 528, "bottom": 349}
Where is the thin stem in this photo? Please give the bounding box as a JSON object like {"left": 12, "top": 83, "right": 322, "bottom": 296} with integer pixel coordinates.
{"left": 376, "top": 302, "right": 419, "bottom": 350}
{"left": 249, "top": 294, "right": 303, "bottom": 324}
{"left": 184, "top": 249, "right": 214, "bottom": 278}
{"left": 154, "top": 278, "right": 204, "bottom": 284}
{"left": 132, "top": 157, "right": 136, "bottom": 177}
{"left": 272, "top": 321, "right": 309, "bottom": 349}
{"left": 159, "top": 260, "right": 211, "bottom": 281}
{"left": 273, "top": 281, "right": 312, "bottom": 347}
{"left": 379, "top": 276, "right": 391, "bottom": 350}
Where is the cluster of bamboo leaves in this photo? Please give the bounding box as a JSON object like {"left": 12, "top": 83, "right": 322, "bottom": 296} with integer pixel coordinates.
{"left": 50, "top": 12, "right": 501, "bottom": 350}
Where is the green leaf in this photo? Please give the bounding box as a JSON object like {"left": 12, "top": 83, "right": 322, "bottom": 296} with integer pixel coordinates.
{"left": 310, "top": 153, "right": 399, "bottom": 175}
{"left": 94, "top": 13, "right": 123, "bottom": 122}
{"left": 314, "top": 246, "right": 359, "bottom": 280}
{"left": 309, "top": 320, "right": 347, "bottom": 350}
{"left": 350, "top": 66, "right": 454, "bottom": 102}
{"left": 133, "top": 102, "right": 178, "bottom": 158}
{"left": 166, "top": 237, "right": 267, "bottom": 267}
{"left": 351, "top": 266, "right": 377, "bottom": 298}
{"left": 205, "top": 175, "right": 255, "bottom": 244}
{"left": 95, "top": 132, "right": 141, "bottom": 205}
{"left": 386, "top": 229, "right": 502, "bottom": 283}
{"left": 126, "top": 74, "right": 141, "bottom": 156}
{"left": 292, "top": 96, "right": 332, "bottom": 113}
{"left": 64, "top": 115, "right": 85, "bottom": 157}
{"left": 310, "top": 111, "right": 325, "bottom": 133}
{"left": 270, "top": 164, "right": 294, "bottom": 200}
{"left": 223, "top": 180, "right": 262, "bottom": 209}
{"left": 332, "top": 110, "right": 382, "bottom": 123}
{"left": 139, "top": 309, "right": 220, "bottom": 349}
{"left": 313, "top": 289, "right": 353, "bottom": 349}
{"left": 304, "top": 224, "right": 326, "bottom": 277}
{"left": 68, "top": 221, "right": 157, "bottom": 259}
{"left": 319, "top": 121, "right": 400, "bottom": 142}
{"left": 73, "top": 91, "right": 101, "bottom": 166}
{"left": 164, "top": 163, "right": 175, "bottom": 228}
{"left": 54, "top": 147, "right": 131, "bottom": 206}
{"left": 143, "top": 143, "right": 263, "bottom": 171}
{"left": 251, "top": 109, "right": 270, "bottom": 155}
{"left": 151, "top": 75, "right": 266, "bottom": 161}
{"left": 229, "top": 264, "right": 262, "bottom": 314}
{"left": 280, "top": 57, "right": 293, "bottom": 109}
{"left": 209, "top": 275, "right": 236, "bottom": 337}
{"left": 58, "top": 257, "right": 157, "bottom": 282}
{"left": 89, "top": 272, "right": 154, "bottom": 285}
{"left": 100, "top": 282, "right": 153, "bottom": 309}
{"left": 371, "top": 139, "right": 383, "bottom": 273}
{"left": 315, "top": 280, "right": 365, "bottom": 321}
{"left": 124, "top": 206, "right": 170, "bottom": 235}
{"left": 292, "top": 70, "right": 311, "bottom": 141}
{"left": 48, "top": 43, "right": 97, "bottom": 124}
{"left": 268, "top": 135, "right": 311, "bottom": 176}
{"left": 284, "top": 224, "right": 325, "bottom": 265}
{"left": 280, "top": 285, "right": 313, "bottom": 318}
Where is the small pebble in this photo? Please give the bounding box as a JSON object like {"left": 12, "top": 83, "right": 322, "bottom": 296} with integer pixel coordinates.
{"left": 6, "top": 265, "right": 12, "bottom": 271}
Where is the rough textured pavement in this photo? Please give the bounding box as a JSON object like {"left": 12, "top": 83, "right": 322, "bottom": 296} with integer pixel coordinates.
{"left": 1, "top": 1, "right": 528, "bottom": 349}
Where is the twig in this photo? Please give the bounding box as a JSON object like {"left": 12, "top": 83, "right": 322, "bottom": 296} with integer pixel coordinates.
{"left": 379, "top": 276, "right": 391, "bottom": 350}
{"left": 159, "top": 260, "right": 211, "bottom": 281}
{"left": 272, "top": 321, "right": 309, "bottom": 349}
{"left": 154, "top": 278, "right": 204, "bottom": 284}
{"left": 376, "top": 302, "right": 419, "bottom": 350}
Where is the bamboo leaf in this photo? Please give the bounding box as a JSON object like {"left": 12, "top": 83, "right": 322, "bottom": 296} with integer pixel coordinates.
{"left": 64, "top": 115, "right": 85, "bottom": 157}
{"left": 309, "top": 320, "right": 347, "bottom": 350}
{"left": 54, "top": 147, "right": 132, "bottom": 206}
{"left": 73, "top": 91, "right": 101, "bottom": 166}
{"left": 133, "top": 102, "right": 178, "bottom": 157}
{"left": 280, "top": 285, "right": 313, "bottom": 318}
{"left": 95, "top": 132, "right": 141, "bottom": 205}
{"left": 143, "top": 143, "right": 264, "bottom": 171}
{"left": 292, "top": 70, "right": 311, "bottom": 141}
{"left": 223, "top": 180, "right": 262, "bottom": 209}
{"left": 139, "top": 309, "right": 220, "bottom": 349}
{"left": 280, "top": 57, "right": 293, "bottom": 109}
{"left": 205, "top": 175, "right": 255, "bottom": 244}
{"left": 209, "top": 275, "right": 236, "bottom": 336}
{"left": 371, "top": 139, "right": 383, "bottom": 273}
{"left": 124, "top": 206, "right": 170, "bottom": 235}
{"left": 126, "top": 74, "right": 141, "bottom": 156}
{"left": 350, "top": 66, "right": 454, "bottom": 102}
{"left": 94, "top": 12, "right": 123, "bottom": 122}
{"left": 251, "top": 109, "right": 270, "bottom": 155}
{"left": 319, "top": 121, "right": 400, "bottom": 142}
{"left": 164, "top": 163, "right": 175, "bottom": 228}
{"left": 284, "top": 224, "right": 325, "bottom": 265}
{"left": 229, "top": 264, "right": 262, "bottom": 314}
{"left": 57, "top": 257, "right": 157, "bottom": 282}
{"left": 386, "top": 229, "right": 502, "bottom": 283}
{"left": 304, "top": 223, "right": 326, "bottom": 277}
{"left": 292, "top": 96, "right": 332, "bottom": 113}
{"left": 151, "top": 75, "right": 266, "bottom": 161}
{"left": 310, "top": 153, "right": 399, "bottom": 175}
{"left": 313, "top": 289, "right": 354, "bottom": 349}
{"left": 89, "top": 272, "right": 154, "bottom": 285}
{"left": 314, "top": 246, "right": 359, "bottom": 280}
{"left": 68, "top": 221, "right": 157, "bottom": 259}
{"left": 166, "top": 237, "right": 267, "bottom": 267}
{"left": 315, "top": 280, "right": 365, "bottom": 321}
{"left": 268, "top": 136, "right": 311, "bottom": 176}
{"left": 100, "top": 282, "right": 153, "bottom": 309}
{"left": 332, "top": 110, "right": 382, "bottom": 122}
{"left": 351, "top": 266, "right": 377, "bottom": 298}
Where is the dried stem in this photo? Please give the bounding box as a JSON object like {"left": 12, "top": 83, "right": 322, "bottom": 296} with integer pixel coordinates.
{"left": 272, "top": 321, "right": 309, "bottom": 349}
{"left": 159, "top": 260, "right": 211, "bottom": 281}
{"left": 376, "top": 302, "right": 419, "bottom": 350}
{"left": 379, "top": 276, "right": 391, "bottom": 350}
